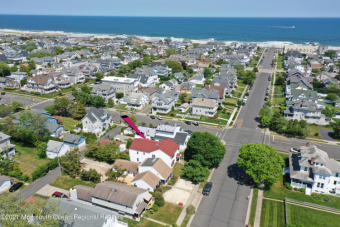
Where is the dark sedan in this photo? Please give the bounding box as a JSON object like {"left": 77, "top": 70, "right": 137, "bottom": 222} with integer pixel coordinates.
{"left": 9, "top": 182, "right": 23, "bottom": 192}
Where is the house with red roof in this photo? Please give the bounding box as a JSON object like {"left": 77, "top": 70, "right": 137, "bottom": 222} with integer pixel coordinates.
{"left": 129, "top": 138, "right": 180, "bottom": 168}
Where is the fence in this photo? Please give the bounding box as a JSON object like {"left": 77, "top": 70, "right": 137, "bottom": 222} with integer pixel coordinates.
{"left": 285, "top": 197, "right": 340, "bottom": 214}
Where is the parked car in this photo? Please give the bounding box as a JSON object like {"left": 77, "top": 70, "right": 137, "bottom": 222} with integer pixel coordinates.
{"left": 150, "top": 115, "right": 156, "bottom": 119}
{"left": 265, "top": 92, "right": 269, "bottom": 96}
{"left": 249, "top": 86, "right": 253, "bottom": 90}
{"left": 193, "top": 121, "right": 199, "bottom": 126}
{"left": 290, "top": 148, "right": 300, "bottom": 153}
{"left": 52, "top": 191, "right": 69, "bottom": 198}
{"left": 184, "top": 130, "right": 194, "bottom": 135}
{"left": 185, "top": 121, "right": 192, "bottom": 125}
{"left": 268, "top": 75, "right": 272, "bottom": 81}
{"left": 9, "top": 182, "right": 23, "bottom": 192}
{"left": 246, "top": 176, "right": 255, "bottom": 186}
{"left": 336, "top": 111, "right": 340, "bottom": 115}
{"left": 203, "top": 182, "right": 213, "bottom": 195}
{"left": 157, "top": 116, "right": 163, "bottom": 120}
{"left": 246, "top": 92, "right": 249, "bottom": 96}
{"left": 264, "top": 97, "right": 269, "bottom": 101}
{"left": 1, "top": 92, "right": 5, "bottom": 95}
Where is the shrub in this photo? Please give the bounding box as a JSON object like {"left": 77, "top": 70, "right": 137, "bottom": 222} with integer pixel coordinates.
{"left": 314, "top": 133, "right": 319, "bottom": 137}
{"left": 156, "top": 186, "right": 164, "bottom": 193}
{"left": 32, "top": 164, "right": 49, "bottom": 181}
{"left": 186, "top": 205, "right": 195, "bottom": 215}
{"left": 298, "top": 188, "right": 305, "bottom": 193}
{"left": 152, "top": 204, "right": 159, "bottom": 212}
{"left": 4, "top": 87, "right": 16, "bottom": 90}
{"left": 154, "top": 192, "right": 165, "bottom": 207}
{"left": 20, "top": 174, "right": 30, "bottom": 182}
{"left": 284, "top": 182, "right": 293, "bottom": 190}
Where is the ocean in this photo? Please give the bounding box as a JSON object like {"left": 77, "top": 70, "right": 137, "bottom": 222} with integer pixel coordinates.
{"left": 0, "top": 15, "right": 340, "bottom": 46}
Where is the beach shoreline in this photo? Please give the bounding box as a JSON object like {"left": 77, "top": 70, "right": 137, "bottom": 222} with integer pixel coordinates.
{"left": 1, "top": 28, "right": 340, "bottom": 49}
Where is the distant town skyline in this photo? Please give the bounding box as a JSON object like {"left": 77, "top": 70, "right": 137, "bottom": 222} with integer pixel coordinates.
{"left": 1, "top": 0, "right": 340, "bottom": 18}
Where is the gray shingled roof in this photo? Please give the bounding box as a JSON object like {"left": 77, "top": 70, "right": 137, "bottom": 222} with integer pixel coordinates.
{"left": 63, "top": 133, "right": 83, "bottom": 144}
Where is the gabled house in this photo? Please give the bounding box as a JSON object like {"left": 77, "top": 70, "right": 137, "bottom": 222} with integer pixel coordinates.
{"left": 0, "top": 132, "right": 16, "bottom": 160}
{"left": 180, "top": 82, "right": 196, "bottom": 93}
{"left": 25, "top": 75, "right": 57, "bottom": 94}
{"left": 70, "top": 181, "right": 150, "bottom": 220}
{"left": 191, "top": 98, "right": 218, "bottom": 117}
{"left": 46, "top": 140, "right": 70, "bottom": 159}
{"left": 113, "top": 159, "right": 139, "bottom": 177}
{"left": 61, "top": 67, "right": 85, "bottom": 84}
{"left": 63, "top": 132, "right": 86, "bottom": 150}
{"left": 82, "top": 108, "right": 113, "bottom": 137}
{"left": 138, "top": 158, "right": 173, "bottom": 184}
{"left": 160, "top": 79, "right": 178, "bottom": 91}
{"left": 129, "top": 138, "right": 180, "bottom": 167}
{"left": 191, "top": 88, "right": 220, "bottom": 104}
{"left": 120, "top": 93, "right": 149, "bottom": 110}
{"left": 0, "top": 175, "right": 12, "bottom": 193}
{"left": 46, "top": 123, "right": 65, "bottom": 137}
{"left": 131, "top": 171, "right": 160, "bottom": 192}
{"left": 190, "top": 73, "right": 205, "bottom": 85}
{"left": 289, "top": 143, "right": 340, "bottom": 195}
{"left": 151, "top": 92, "right": 177, "bottom": 114}
{"left": 90, "top": 83, "right": 116, "bottom": 103}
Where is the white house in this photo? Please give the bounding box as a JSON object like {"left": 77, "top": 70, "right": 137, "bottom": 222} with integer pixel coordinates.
{"left": 191, "top": 98, "right": 218, "bottom": 117}
{"left": 129, "top": 138, "right": 180, "bottom": 168}
{"left": 0, "top": 175, "right": 12, "bottom": 193}
{"left": 151, "top": 93, "right": 176, "bottom": 114}
{"left": 289, "top": 143, "right": 340, "bottom": 195}
{"left": 138, "top": 158, "right": 173, "bottom": 183}
{"left": 82, "top": 108, "right": 114, "bottom": 137}
{"left": 120, "top": 93, "right": 149, "bottom": 110}
{"left": 91, "top": 83, "right": 116, "bottom": 103}
{"left": 0, "top": 132, "right": 16, "bottom": 161}
{"left": 101, "top": 76, "right": 138, "bottom": 96}
{"left": 131, "top": 171, "right": 160, "bottom": 192}
{"left": 190, "top": 73, "right": 205, "bottom": 85}
{"left": 46, "top": 140, "right": 70, "bottom": 159}
{"left": 25, "top": 75, "right": 57, "bottom": 94}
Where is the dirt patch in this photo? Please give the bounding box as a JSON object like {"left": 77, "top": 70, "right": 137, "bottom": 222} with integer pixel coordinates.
{"left": 80, "top": 158, "right": 113, "bottom": 180}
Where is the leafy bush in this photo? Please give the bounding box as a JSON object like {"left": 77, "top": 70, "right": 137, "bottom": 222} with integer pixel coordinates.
{"left": 284, "top": 182, "right": 293, "bottom": 190}
{"left": 186, "top": 205, "right": 195, "bottom": 215}
{"left": 4, "top": 87, "right": 16, "bottom": 90}
{"left": 152, "top": 204, "right": 159, "bottom": 212}
{"left": 312, "top": 193, "right": 330, "bottom": 201}
{"left": 80, "top": 168, "right": 101, "bottom": 183}
{"left": 154, "top": 192, "right": 165, "bottom": 207}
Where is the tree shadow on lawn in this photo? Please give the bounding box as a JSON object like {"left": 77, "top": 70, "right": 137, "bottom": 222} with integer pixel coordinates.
{"left": 227, "top": 163, "right": 250, "bottom": 186}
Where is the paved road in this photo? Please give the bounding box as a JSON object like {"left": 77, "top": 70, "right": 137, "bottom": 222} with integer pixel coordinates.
{"left": 20, "top": 168, "right": 61, "bottom": 200}
{"left": 191, "top": 48, "right": 276, "bottom": 227}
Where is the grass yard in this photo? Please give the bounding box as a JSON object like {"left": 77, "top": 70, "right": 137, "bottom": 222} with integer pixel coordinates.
{"left": 264, "top": 175, "right": 340, "bottom": 209}
{"left": 236, "top": 87, "right": 245, "bottom": 93}
{"left": 115, "top": 104, "right": 128, "bottom": 111}
{"left": 122, "top": 218, "right": 163, "bottom": 227}
{"left": 173, "top": 163, "right": 184, "bottom": 178}
{"left": 181, "top": 214, "right": 192, "bottom": 227}
{"left": 60, "top": 117, "right": 80, "bottom": 131}
{"left": 249, "top": 187, "right": 259, "bottom": 227}
{"left": 237, "top": 80, "right": 247, "bottom": 88}
{"left": 147, "top": 202, "right": 183, "bottom": 225}
{"left": 307, "top": 125, "right": 332, "bottom": 139}
{"left": 325, "top": 103, "right": 340, "bottom": 112}
{"left": 13, "top": 143, "right": 50, "bottom": 167}
{"left": 260, "top": 199, "right": 285, "bottom": 227}
{"left": 218, "top": 111, "right": 231, "bottom": 119}
{"left": 224, "top": 98, "right": 238, "bottom": 104}
{"left": 199, "top": 170, "right": 211, "bottom": 189}
{"left": 272, "top": 95, "right": 285, "bottom": 106}
{"left": 276, "top": 55, "right": 284, "bottom": 70}
{"left": 248, "top": 56, "right": 260, "bottom": 68}
{"left": 287, "top": 203, "right": 340, "bottom": 227}
{"left": 17, "top": 163, "right": 35, "bottom": 176}
{"left": 49, "top": 175, "right": 96, "bottom": 190}
{"left": 231, "top": 90, "right": 242, "bottom": 98}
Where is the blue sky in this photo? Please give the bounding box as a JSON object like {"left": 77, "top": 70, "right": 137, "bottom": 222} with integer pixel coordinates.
{"left": 1, "top": 0, "right": 339, "bottom": 17}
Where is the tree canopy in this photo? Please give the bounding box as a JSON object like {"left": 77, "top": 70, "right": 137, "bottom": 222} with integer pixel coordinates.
{"left": 183, "top": 160, "right": 209, "bottom": 183}
{"left": 237, "top": 143, "right": 284, "bottom": 186}
{"left": 0, "top": 61, "right": 11, "bottom": 76}
{"left": 185, "top": 131, "right": 226, "bottom": 169}
{"left": 165, "top": 60, "right": 183, "bottom": 73}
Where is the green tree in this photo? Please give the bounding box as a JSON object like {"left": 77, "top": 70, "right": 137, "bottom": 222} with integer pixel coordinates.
{"left": 37, "top": 142, "right": 47, "bottom": 158}
{"left": 253, "top": 67, "right": 258, "bottom": 73}
{"left": 10, "top": 65, "right": 18, "bottom": 73}
{"left": 95, "top": 72, "right": 104, "bottom": 81}
{"left": 106, "top": 166, "right": 127, "bottom": 181}
{"left": 60, "top": 150, "right": 81, "bottom": 178}
{"left": 28, "top": 59, "right": 36, "bottom": 70}
{"left": 322, "top": 107, "right": 336, "bottom": 118}
{"left": 116, "top": 92, "right": 124, "bottom": 99}
{"left": 11, "top": 101, "right": 23, "bottom": 112}
{"left": 27, "top": 51, "right": 51, "bottom": 59}
{"left": 326, "top": 93, "right": 338, "bottom": 102}
{"left": 237, "top": 143, "right": 284, "bottom": 186}
{"left": 126, "top": 138, "right": 134, "bottom": 149}
{"left": 165, "top": 60, "right": 183, "bottom": 73}
{"left": 0, "top": 61, "right": 10, "bottom": 76}
{"left": 44, "top": 105, "right": 56, "bottom": 115}
{"left": 54, "top": 97, "right": 73, "bottom": 116}
{"left": 128, "top": 60, "right": 143, "bottom": 69}
{"left": 107, "top": 98, "right": 114, "bottom": 108}
{"left": 325, "top": 50, "right": 337, "bottom": 59}
{"left": 261, "top": 115, "right": 270, "bottom": 127}
{"left": 203, "top": 67, "right": 213, "bottom": 78}
{"left": 185, "top": 132, "right": 225, "bottom": 169}
{"left": 183, "top": 160, "right": 209, "bottom": 183}
{"left": 130, "top": 116, "right": 137, "bottom": 124}
{"left": 275, "top": 74, "right": 285, "bottom": 86}
{"left": 331, "top": 121, "right": 340, "bottom": 139}
{"left": 259, "top": 106, "right": 272, "bottom": 119}
{"left": 85, "top": 142, "right": 120, "bottom": 164}
{"left": 72, "top": 103, "right": 86, "bottom": 120}
{"left": 92, "top": 95, "right": 106, "bottom": 107}
{"left": 116, "top": 51, "right": 122, "bottom": 57}
{"left": 154, "top": 192, "right": 165, "bottom": 207}
{"left": 117, "top": 64, "right": 130, "bottom": 74}
{"left": 55, "top": 46, "right": 64, "bottom": 55}
{"left": 143, "top": 56, "right": 151, "bottom": 65}
{"left": 165, "top": 48, "right": 176, "bottom": 56}
{"left": 80, "top": 168, "right": 101, "bottom": 183}
{"left": 20, "top": 64, "right": 30, "bottom": 74}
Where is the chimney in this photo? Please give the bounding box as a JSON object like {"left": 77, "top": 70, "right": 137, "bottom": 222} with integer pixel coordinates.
{"left": 70, "top": 188, "right": 78, "bottom": 201}
{"left": 306, "top": 142, "right": 310, "bottom": 147}
{"left": 311, "top": 157, "right": 315, "bottom": 165}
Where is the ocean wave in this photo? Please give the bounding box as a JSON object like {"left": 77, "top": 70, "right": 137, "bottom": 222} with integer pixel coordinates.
{"left": 268, "top": 26, "right": 295, "bottom": 29}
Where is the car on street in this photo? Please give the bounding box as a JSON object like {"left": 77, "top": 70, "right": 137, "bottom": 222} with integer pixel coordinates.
{"left": 1, "top": 92, "right": 5, "bottom": 95}
{"left": 265, "top": 92, "right": 269, "bottom": 96}
{"left": 246, "top": 176, "right": 255, "bottom": 186}
{"left": 193, "top": 121, "right": 199, "bottom": 126}
{"left": 203, "top": 182, "right": 213, "bottom": 195}
{"left": 249, "top": 86, "right": 253, "bottom": 90}
{"left": 184, "top": 130, "right": 194, "bottom": 135}
{"left": 264, "top": 97, "right": 269, "bottom": 101}
{"left": 52, "top": 191, "right": 69, "bottom": 198}
{"left": 157, "top": 116, "right": 162, "bottom": 120}
{"left": 290, "top": 148, "right": 300, "bottom": 153}
{"left": 9, "top": 182, "right": 23, "bottom": 192}
{"left": 150, "top": 115, "right": 156, "bottom": 119}
{"left": 185, "top": 121, "right": 192, "bottom": 125}
{"left": 246, "top": 92, "right": 249, "bottom": 96}
{"left": 336, "top": 111, "right": 340, "bottom": 115}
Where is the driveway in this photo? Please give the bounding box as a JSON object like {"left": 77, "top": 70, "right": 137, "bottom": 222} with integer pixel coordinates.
{"left": 319, "top": 129, "right": 335, "bottom": 141}
{"left": 36, "top": 184, "right": 69, "bottom": 197}
{"left": 164, "top": 178, "right": 196, "bottom": 205}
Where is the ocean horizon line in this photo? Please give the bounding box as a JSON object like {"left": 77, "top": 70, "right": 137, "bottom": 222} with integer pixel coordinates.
{"left": 1, "top": 14, "right": 340, "bottom": 19}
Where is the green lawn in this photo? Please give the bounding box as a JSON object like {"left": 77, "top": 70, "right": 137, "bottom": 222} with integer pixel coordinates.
{"left": 231, "top": 90, "right": 242, "bottom": 98}
{"left": 115, "top": 104, "right": 128, "bottom": 111}
{"left": 237, "top": 80, "right": 247, "bottom": 88}
{"left": 122, "top": 218, "right": 163, "bottom": 227}
{"left": 264, "top": 175, "right": 340, "bottom": 209}
{"left": 181, "top": 214, "right": 192, "bottom": 227}
{"left": 60, "top": 117, "right": 80, "bottom": 131}
{"left": 49, "top": 175, "right": 96, "bottom": 190}
{"left": 273, "top": 95, "right": 285, "bottom": 106}
{"left": 173, "top": 163, "right": 184, "bottom": 178}
{"left": 276, "top": 55, "right": 284, "bottom": 70}
{"left": 260, "top": 199, "right": 285, "bottom": 227}
{"left": 218, "top": 111, "right": 231, "bottom": 119}
{"left": 13, "top": 143, "right": 50, "bottom": 167}
{"left": 147, "top": 202, "right": 183, "bottom": 225}
{"left": 287, "top": 203, "right": 340, "bottom": 227}
{"left": 224, "top": 98, "right": 238, "bottom": 104}
{"left": 249, "top": 187, "right": 259, "bottom": 227}
{"left": 248, "top": 56, "right": 260, "bottom": 68}
{"left": 324, "top": 103, "right": 340, "bottom": 112}
{"left": 307, "top": 125, "right": 332, "bottom": 139}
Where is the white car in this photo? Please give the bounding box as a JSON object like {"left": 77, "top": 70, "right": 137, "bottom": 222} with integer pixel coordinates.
{"left": 157, "top": 116, "right": 163, "bottom": 120}
{"left": 290, "top": 148, "right": 300, "bottom": 153}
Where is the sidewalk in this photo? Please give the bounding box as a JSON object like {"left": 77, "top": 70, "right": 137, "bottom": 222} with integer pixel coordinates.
{"left": 176, "top": 183, "right": 200, "bottom": 226}
{"left": 254, "top": 187, "right": 263, "bottom": 227}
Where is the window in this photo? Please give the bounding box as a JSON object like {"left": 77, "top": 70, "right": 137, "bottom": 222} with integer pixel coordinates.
{"left": 152, "top": 155, "right": 155, "bottom": 158}
{"left": 317, "top": 183, "right": 320, "bottom": 187}
{"left": 321, "top": 183, "right": 324, "bottom": 189}
{"left": 334, "top": 181, "right": 337, "bottom": 185}
{"left": 143, "top": 153, "right": 145, "bottom": 155}
{"left": 304, "top": 167, "right": 308, "bottom": 171}
{"left": 137, "top": 158, "right": 139, "bottom": 162}
{"left": 336, "top": 173, "right": 339, "bottom": 177}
